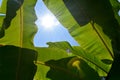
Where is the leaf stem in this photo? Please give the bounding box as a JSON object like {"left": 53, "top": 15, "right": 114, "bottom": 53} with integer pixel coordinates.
{"left": 90, "top": 21, "right": 114, "bottom": 58}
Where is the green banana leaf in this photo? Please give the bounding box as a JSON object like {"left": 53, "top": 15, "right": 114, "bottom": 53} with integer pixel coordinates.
{"left": 48, "top": 42, "right": 111, "bottom": 75}
{"left": 0, "top": 0, "right": 120, "bottom": 80}
{"left": 0, "top": 0, "right": 37, "bottom": 50}
{"left": 34, "top": 45, "right": 74, "bottom": 80}
{"left": 43, "top": 0, "right": 120, "bottom": 79}
{"left": 45, "top": 57, "right": 100, "bottom": 80}
{"left": 0, "top": 0, "right": 38, "bottom": 80}
{"left": 34, "top": 41, "right": 102, "bottom": 80}
{"left": 110, "top": 0, "right": 120, "bottom": 25}
{"left": 43, "top": 0, "right": 116, "bottom": 75}
{"left": 0, "top": 45, "right": 37, "bottom": 80}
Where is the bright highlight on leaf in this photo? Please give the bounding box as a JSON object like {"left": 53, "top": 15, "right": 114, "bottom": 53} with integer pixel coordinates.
{"left": 40, "top": 14, "right": 60, "bottom": 29}
{"left": 72, "top": 60, "right": 80, "bottom": 68}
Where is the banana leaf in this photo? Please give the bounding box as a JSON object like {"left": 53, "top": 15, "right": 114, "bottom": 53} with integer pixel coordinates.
{"left": 0, "top": 45, "right": 37, "bottom": 80}
{"left": 0, "top": 0, "right": 38, "bottom": 80}
{"left": 34, "top": 45, "right": 74, "bottom": 80}
{"left": 110, "top": 0, "right": 120, "bottom": 25}
{"left": 43, "top": 0, "right": 120, "bottom": 79}
{"left": 0, "top": 0, "right": 120, "bottom": 80}
{"left": 0, "top": 0, "right": 37, "bottom": 50}
{"left": 34, "top": 41, "right": 101, "bottom": 80}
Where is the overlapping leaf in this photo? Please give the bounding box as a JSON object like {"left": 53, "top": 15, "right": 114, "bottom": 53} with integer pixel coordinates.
{"left": 0, "top": 0, "right": 37, "bottom": 49}
{"left": 45, "top": 57, "right": 100, "bottom": 80}
{"left": 43, "top": 0, "right": 116, "bottom": 76}
{"left": 34, "top": 45, "right": 74, "bottom": 80}
{"left": 110, "top": 0, "right": 120, "bottom": 25}
{"left": 0, "top": 0, "right": 38, "bottom": 80}
{"left": 34, "top": 41, "right": 102, "bottom": 80}
{"left": 0, "top": 45, "right": 37, "bottom": 80}
{"left": 0, "top": 0, "right": 120, "bottom": 80}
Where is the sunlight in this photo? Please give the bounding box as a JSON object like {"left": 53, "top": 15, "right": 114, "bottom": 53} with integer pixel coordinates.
{"left": 34, "top": 0, "right": 79, "bottom": 47}
{"left": 40, "top": 14, "right": 60, "bottom": 29}
{"left": 118, "top": 0, "right": 120, "bottom": 3}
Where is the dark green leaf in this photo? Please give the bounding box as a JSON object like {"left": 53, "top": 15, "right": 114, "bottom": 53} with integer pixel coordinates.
{"left": 106, "top": 53, "right": 120, "bottom": 80}
{"left": 0, "top": 45, "right": 37, "bottom": 80}
{"left": 0, "top": 0, "right": 24, "bottom": 38}
{"left": 63, "top": 0, "right": 120, "bottom": 53}
{"left": 34, "top": 45, "right": 74, "bottom": 80}
{"left": 45, "top": 57, "right": 100, "bottom": 80}
{"left": 3, "top": 0, "right": 24, "bottom": 29}
{"left": 101, "top": 59, "right": 113, "bottom": 65}
{"left": 0, "top": 0, "right": 37, "bottom": 49}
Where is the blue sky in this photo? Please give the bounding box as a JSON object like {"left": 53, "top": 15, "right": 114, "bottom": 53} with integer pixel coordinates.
{"left": 0, "top": 0, "right": 2, "bottom": 6}
{"left": 34, "top": 0, "right": 79, "bottom": 47}
{"left": 0, "top": 0, "right": 120, "bottom": 47}
{"left": 34, "top": 0, "right": 120, "bottom": 47}
{"left": 0, "top": 0, "right": 79, "bottom": 47}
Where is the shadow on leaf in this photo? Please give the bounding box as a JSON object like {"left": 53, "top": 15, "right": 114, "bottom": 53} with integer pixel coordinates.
{"left": 106, "top": 54, "right": 120, "bottom": 80}
{"left": 63, "top": 0, "right": 120, "bottom": 55}
{"left": 0, "top": 27, "right": 5, "bottom": 38}
{"left": 0, "top": 0, "right": 24, "bottom": 38}
{"left": 0, "top": 45, "right": 37, "bottom": 80}
{"left": 45, "top": 57, "right": 100, "bottom": 80}
{"left": 101, "top": 59, "right": 113, "bottom": 65}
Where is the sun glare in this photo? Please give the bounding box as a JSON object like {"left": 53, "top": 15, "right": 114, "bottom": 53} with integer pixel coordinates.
{"left": 118, "top": 0, "right": 120, "bottom": 3}
{"left": 40, "top": 14, "right": 60, "bottom": 29}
